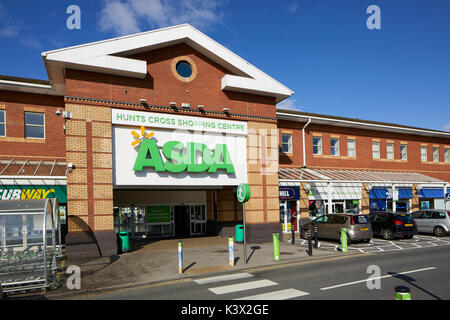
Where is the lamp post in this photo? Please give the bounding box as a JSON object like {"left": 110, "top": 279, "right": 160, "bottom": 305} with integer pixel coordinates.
{"left": 237, "top": 183, "right": 251, "bottom": 264}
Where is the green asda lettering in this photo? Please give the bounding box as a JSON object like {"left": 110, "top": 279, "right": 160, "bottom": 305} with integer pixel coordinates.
{"left": 133, "top": 139, "right": 235, "bottom": 174}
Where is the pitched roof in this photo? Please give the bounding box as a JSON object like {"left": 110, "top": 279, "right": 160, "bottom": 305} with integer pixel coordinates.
{"left": 40, "top": 24, "right": 293, "bottom": 102}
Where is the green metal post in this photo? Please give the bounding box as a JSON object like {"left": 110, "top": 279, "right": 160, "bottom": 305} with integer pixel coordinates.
{"left": 273, "top": 233, "right": 280, "bottom": 261}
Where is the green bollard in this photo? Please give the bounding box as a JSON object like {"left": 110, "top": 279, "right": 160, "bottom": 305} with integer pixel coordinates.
{"left": 273, "top": 233, "right": 280, "bottom": 261}
{"left": 395, "top": 286, "right": 411, "bottom": 300}
{"left": 340, "top": 228, "right": 348, "bottom": 253}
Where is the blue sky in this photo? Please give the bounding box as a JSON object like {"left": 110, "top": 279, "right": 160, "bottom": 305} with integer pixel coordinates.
{"left": 0, "top": 0, "right": 449, "bottom": 132}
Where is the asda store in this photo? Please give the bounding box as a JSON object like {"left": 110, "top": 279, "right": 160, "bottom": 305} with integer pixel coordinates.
{"left": 111, "top": 109, "right": 248, "bottom": 239}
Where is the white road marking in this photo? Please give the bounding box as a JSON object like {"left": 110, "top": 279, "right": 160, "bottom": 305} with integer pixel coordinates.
{"left": 209, "top": 280, "right": 278, "bottom": 295}
{"left": 320, "top": 267, "right": 436, "bottom": 291}
{"left": 234, "top": 288, "right": 310, "bottom": 300}
{"left": 194, "top": 273, "right": 254, "bottom": 285}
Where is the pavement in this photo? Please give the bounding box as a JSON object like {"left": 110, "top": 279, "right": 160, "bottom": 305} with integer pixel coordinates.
{"left": 33, "top": 232, "right": 360, "bottom": 299}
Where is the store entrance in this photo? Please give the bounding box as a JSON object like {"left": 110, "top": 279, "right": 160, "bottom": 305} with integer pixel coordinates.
{"left": 174, "top": 205, "right": 191, "bottom": 236}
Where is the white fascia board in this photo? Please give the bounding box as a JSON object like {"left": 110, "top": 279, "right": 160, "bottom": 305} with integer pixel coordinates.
{"left": 0, "top": 80, "right": 60, "bottom": 96}
{"left": 47, "top": 55, "right": 147, "bottom": 78}
{"left": 222, "top": 75, "right": 292, "bottom": 100}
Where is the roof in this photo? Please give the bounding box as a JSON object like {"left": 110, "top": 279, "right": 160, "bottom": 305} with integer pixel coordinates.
{"left": 279, "top": 167, "right": 447, "bottom": 184}
{"left": 276, "top": 109, "right": 450, "bottom": 138}
{"left": 38, "top": 24, "right": 293, "bottom": 102}
{"left": 0, "top": 159, "right": 66, "bottom": 177}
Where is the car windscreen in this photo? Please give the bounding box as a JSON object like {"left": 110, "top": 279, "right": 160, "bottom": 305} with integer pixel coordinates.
{"left": 354, "top": 215, "right": 370, "bottom": 224}
{"left": 394, "top": 214, "right": 415, "bottom": 223}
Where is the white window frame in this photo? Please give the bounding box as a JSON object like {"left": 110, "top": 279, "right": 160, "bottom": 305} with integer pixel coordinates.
{"left": 433, "top": 147, "right": 439, "bottom": 163}
{"left": 281, "top": 133, "right": 293, "bottom": 153}
{"left": 445, "top": 148, "right": 450, "bottom": 163}
{"left": 313, "top": 136, "right": 322, "bottom": 155}
{"left": 24, "top": 112, "right": 45, "bottom": 139}
{"left": 400, "top": 144, "right": 408, "bottom": 160}
{"left": 330, "top": 138, "right": 340, "bottom": 156}
{"left": 386, "top": 143, "right": 394, "bottom": 160}
{"left": 347, "top": 139, "right": 356, "bottom": 157}
{"left": 0, "top": 110, "right": 5, "bottom": 137}
{"left": 421, "top": 146, "right": 428, "bottom": 162}
{"left": 372, "top": 141, "right": 380, "bottom": 159}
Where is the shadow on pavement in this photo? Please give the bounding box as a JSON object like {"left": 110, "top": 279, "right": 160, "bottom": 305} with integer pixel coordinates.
{"left": 388, "top": 272, "right": 442, "bottom": 300}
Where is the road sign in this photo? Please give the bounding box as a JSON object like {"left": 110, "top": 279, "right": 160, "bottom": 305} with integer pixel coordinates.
{"left": 237, "top": 183, "right": 251, "bottom": 203}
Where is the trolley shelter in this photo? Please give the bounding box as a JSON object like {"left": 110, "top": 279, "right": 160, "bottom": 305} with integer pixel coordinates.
{"left": 0, "top": 199, "right": 63, "bottom": 294}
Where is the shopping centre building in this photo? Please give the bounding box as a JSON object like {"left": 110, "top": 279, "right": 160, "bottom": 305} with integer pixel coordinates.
{"left": 0, "top": 24, "right": 449, "bottom": 257}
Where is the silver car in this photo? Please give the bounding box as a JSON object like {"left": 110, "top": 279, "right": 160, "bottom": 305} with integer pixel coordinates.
{"left": 411, "top": 210, "right": 450, "bottom": 237}
{"left": 301, "top": 214, "right": 372, "bottom": 244}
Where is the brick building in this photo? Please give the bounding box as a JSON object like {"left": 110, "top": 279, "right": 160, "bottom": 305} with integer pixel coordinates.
{"left": 0, "top": 24, "right": 449, "bottom": 258}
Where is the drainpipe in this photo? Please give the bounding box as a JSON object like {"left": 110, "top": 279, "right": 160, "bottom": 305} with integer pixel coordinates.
{"left": 302, "top": 118, "right": 312, "bottom": 168}
{"left": 444, "top": 184, "right": 448, "bottom": 211}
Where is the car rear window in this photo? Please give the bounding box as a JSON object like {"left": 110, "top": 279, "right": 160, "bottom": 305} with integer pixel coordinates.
{"left": 354, "top": 215, "right": 370, "bottom": 224}
{"left": 395, "top": 214, "right": 415, "bottom": 223}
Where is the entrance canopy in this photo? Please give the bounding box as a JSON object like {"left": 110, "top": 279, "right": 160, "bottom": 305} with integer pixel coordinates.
{"left": 279, "top": 168, "right": 448, "bottom": 185}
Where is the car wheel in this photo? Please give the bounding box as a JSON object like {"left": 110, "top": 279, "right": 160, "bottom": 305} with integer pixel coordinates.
{"left": 382, "top": 229, "right": 393, "bottom": 240}
{"left": 433, "top": 226, "right": 446, "bottom": 237}
{"left": 301, "top": 228, "right": 310, "bottom": 240}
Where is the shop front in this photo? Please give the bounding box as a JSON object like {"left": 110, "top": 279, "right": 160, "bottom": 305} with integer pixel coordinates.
{"left": 307, "top": 183, "right": 362, "bottom": 217}
{"left": 418, "top": 187, "right": 445, "bottom": 210}
{"left": 279, "top": 186, "right": 300, "bottom": 232}
{"left": 111, "top": 109, "right": 248, "bottom": 239}
{"left": 369, "top": 187, "right": 413, "bottom": 213}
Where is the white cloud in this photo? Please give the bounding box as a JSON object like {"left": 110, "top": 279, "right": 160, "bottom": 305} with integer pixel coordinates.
{"left": 276, "top": 98, "right": 302, "bottom": 111}
{"left": 98, "top": 0, "right": 227, "bottom": 36}
{"left": 285, "top": 2, "right": 299, "bottom": 13}
{"left": 0, "top": 25, "right": 19, "bottom": 38}
{"left": 444, "top": 123, "right": 450, "bottom": 132}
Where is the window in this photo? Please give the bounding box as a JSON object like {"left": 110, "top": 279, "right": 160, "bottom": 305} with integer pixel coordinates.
{"left": 433, "top": 147, "right": 439, "bottom": 162}
{"left": 330, "top": 138, "right": 340, "bottom": 156}
{"left": 400, "top": 144, "right": 407, "bottom": 160}
{"left": 372, "top": 141, "right": 380, "bottom": 159}
{"left": 313, "top": 136, "right": 322, "bottom": 155}
{"left": 347, "top": 139, "right": 356, "bottom": 157}
{"left": 445, "top": 148, "right": 449, "bottom": 163}
{"left": 387, "top": 143, "right": 394, "bottom": 160}
{"left": 421, "top": 146, "right": 428, "bottom": 162}
{"left": 175, "top": 60, "right": 193, "bottom": 78}
{"left": 281, "top": 133, "right": 292, "bottom": 153}
{"left": 0, "top": 110, "right": 5, "bottom": 136}
{"left": 25, "top": 112, "right": 45, "bottom": 139}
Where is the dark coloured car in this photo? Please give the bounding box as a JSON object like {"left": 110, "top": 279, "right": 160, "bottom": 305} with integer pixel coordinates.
{"left": 369, "top": 211, "right": 417, "bottom": 240}
{"left": 300, "top": 213, "right": 372, "bottom": 244}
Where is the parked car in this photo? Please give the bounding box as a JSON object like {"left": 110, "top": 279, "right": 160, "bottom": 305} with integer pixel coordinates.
{"left": 411, "top": 210, "right": 450, "bottom": 237}
{"left": 369, "top": 211, "right": 417, "bottom": 240}
{"left": 300, "top": 213, "right": 372, "bottom": 244}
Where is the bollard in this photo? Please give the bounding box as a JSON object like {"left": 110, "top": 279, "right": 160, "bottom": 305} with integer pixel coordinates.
{"left": 341, "top": 228, "right": 348, "bottom": 253}
{"left": 272, "top": 233, "right": 280, "bottom": 261}
{"left": 307, "top": 230, "right": 313, "bottom": 256}
{"left": 228, "top": 237, "right": 234, "bottom": 267}
{"left": 291, "top": 222, "right": 295, "bottom": 245}
{"left": 395, "top": 286, "right": 411, "bottom": 300}
{"left": 178, "top": 241, "right": 183, "bottom": 274}
{"left": 314, "top": 225, "right": 318, "bottom": 248}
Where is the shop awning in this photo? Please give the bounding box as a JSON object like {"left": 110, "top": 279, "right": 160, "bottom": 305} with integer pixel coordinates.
{"left": 419, "top": 188, "right": 444, "bottom": 199}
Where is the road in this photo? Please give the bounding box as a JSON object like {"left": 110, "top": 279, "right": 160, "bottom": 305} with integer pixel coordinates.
{"left": 72, "top": 243, "right": 450, "bottom": 301}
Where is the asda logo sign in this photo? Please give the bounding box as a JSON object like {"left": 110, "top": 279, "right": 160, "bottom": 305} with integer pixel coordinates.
{"left": 133, "top": 139, "right": 235, "bottom": 174}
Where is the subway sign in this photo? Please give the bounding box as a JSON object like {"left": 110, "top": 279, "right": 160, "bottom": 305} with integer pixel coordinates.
{"left": 0, "top": 186, "right": 67, "bottom": 202}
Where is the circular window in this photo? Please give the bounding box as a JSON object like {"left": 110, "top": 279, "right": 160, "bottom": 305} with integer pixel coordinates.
{"left": 176, "top": 60, "right": 193, "bottom": 78}
{"left": 171, "top": 56, "right": 197, "bottom": 82}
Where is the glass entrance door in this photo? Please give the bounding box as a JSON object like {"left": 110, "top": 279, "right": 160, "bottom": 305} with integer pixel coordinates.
{"left": 190, "top": 205, "right": 206, "bottom": 235}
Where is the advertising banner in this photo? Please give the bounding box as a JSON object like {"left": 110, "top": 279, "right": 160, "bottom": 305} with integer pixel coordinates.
{"left": 146, "top": 206, "right": 171, "bottom": 223}
{"left": 0, "top": 185, "right": 67, "bottom": 202}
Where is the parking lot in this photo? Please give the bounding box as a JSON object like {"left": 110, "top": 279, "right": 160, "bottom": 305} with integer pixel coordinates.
{"left": 297, "top": 234, "right": 450, "bottom": 254}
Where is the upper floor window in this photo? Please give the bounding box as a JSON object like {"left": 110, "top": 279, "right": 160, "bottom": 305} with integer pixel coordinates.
{"left": 372, "top": 141, "right": 380, "bottom": 159}
{"left": 400, "top": 144, "right": 407, "bottom": 160}
{"left": 0, "top": 110, "right": 5, "bottom": 137}
{"left": 433, "top": 147, "right": 439, "bottom": 162}
{"left": 445, "top": 148, "right": 449, "bottom": 163}
{"left": 313, "top": 136, "right": 322, "bottom": 155}
{"left": 330, "top": 138, "right": 340, "bottom": 156}
{"left": 25, "top": 112, "right": 45, "bottom": 139}
{"left": 347, "top": 139, "right": 356, "bottom": 157}
{"left": 281, "top": 133, "right": 292, "bottom": 153}
{"left": 386, "top": 143, "right": 394, "bottom": 160}
{"left": 421, "top": 146, "right": 428, "bottom": 162}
